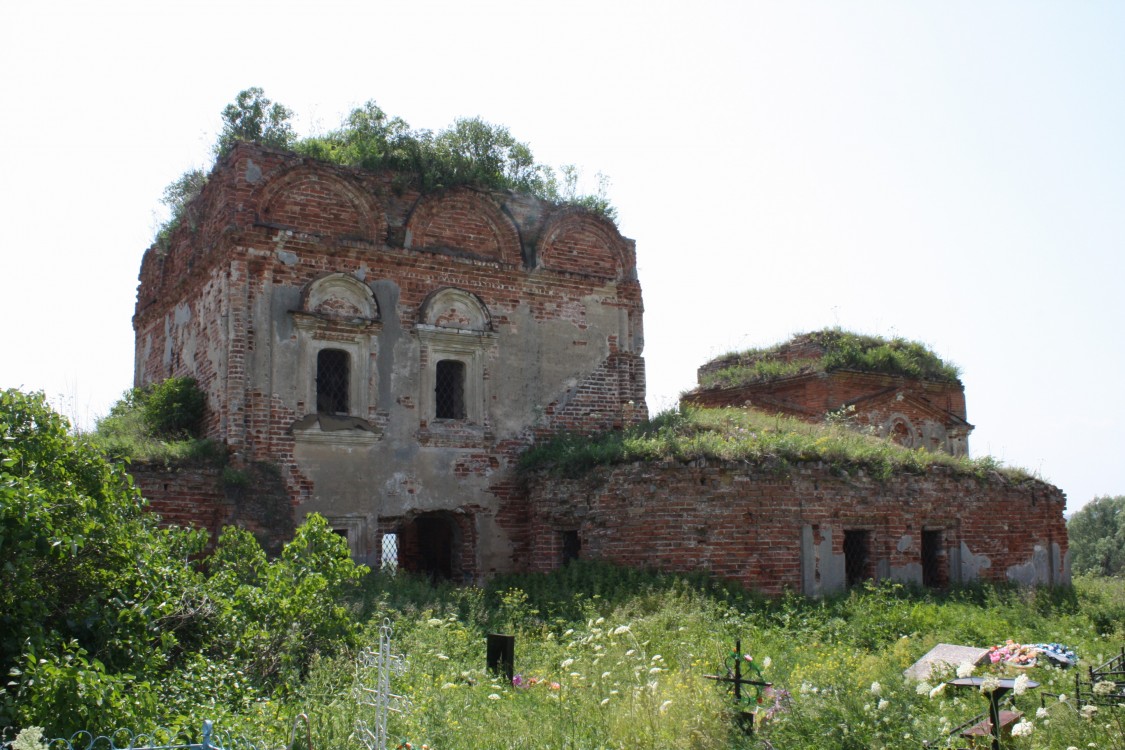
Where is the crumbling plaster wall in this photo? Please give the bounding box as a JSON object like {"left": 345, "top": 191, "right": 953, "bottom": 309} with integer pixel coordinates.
{"left": 526, "top": 460, "right": 1069, "bottom": 595}
{"left": 134, "top": 143, "right": 647, "bottom": 574}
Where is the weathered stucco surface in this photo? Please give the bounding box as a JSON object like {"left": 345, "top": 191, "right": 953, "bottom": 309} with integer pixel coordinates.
{"left": 134, "top": 143, "right": 647, "bottom": 577}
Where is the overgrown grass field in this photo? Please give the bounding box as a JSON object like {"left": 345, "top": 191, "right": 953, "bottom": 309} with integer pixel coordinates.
{"left": 251, "top": 568, "right": 1121, "bottom": 750}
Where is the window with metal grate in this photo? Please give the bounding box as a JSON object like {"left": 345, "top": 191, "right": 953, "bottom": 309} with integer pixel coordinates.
{"left": 435, "top": 359, "right": 466, "bottom": 419}
{"left": 316, "top": 349, "right": 350, "bottom": 414}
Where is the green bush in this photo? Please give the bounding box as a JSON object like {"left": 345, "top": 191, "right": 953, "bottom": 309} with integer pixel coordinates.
{"left": 142, "top": 377, "right": 205, "bottom": 439}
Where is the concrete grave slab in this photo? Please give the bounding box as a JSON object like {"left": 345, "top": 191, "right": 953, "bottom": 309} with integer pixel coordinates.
{"left": 904, "top": 643, "right": 991, "bottom": 682}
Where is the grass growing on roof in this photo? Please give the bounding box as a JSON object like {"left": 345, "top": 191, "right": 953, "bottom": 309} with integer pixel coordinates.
{"left": 699, "top": 328, "right": 962, "bottom": 389}
{"left": 518, "top": 407, "right": 1030, "bottom": 482}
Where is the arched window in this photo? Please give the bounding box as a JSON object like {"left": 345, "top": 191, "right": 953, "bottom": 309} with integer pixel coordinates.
{"left": 316, "top": 349, "right": 350, "bottom": 414}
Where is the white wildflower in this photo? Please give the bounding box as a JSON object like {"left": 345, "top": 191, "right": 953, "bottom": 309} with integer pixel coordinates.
{"left": 979, "top": 674, "right": 1001, "bottom": 694}
{"left": 1011, "top": 720, "right": 1033, "bottom": 738}
{"left": 561, "top": 658, "right": 575, "bottom": 669}
{"left": 441, "top": 682, "right": 457, "bottom": 690}
{"left": 870, "top": 681, "right": 882, "bottom": 695}
{"left": 427, "top": 618, "right": 443, "bottom": 627}
{"left": 1058, "top": 693, "right": 1068, "bottom": 703}
{"left": 1013, "top": 673, "right": 1030, "bottom": 695}
{"left": 612, "top": 625, "right": 631, "bottom": 635}
{"left": 601, "top": 671, "right": 611, "bottom": 679}
{"left": 659, "top": 700, "right": 673, "bottom": 714}
{"left": 956, "top": 661, "right": 975, "bottom": 678}
{"left": 595, "top": 617, "right": 605, "bottom": 625}
{"left": 877, "top": 698, "right": 889, "bottom": 711}
{"left": 649, "top": 667, "right": 663, "bottom": 674}
{"left": 651, "top": 654, "right": 663, "bottom": 662}
{"left": 916, "top": 681, "right": 932, "bottom": 696}
{"left": 1093, "top": 680, "right": 1116, "bottom": 697}
{"left": 625, "top": 649, "right": 636, "bottom": 657}
{"left": 1036, "top": 707, "right": 1049, "bottom": 719}
{"left": 1081, "top": 704, "right": 1098, "bottom": 720}
{"left": 488, "top": 693, "right": 501, "bottom": 700}
{"left": 762, "top": 656, "right": 771, "bottom": 669}
{"left": 569, "top": 672, "right": 581, "bottom": 678}
{"left": 600, "top": 697, "right": 610, "bottom": 706}
{"left": 13, "top": 728, "right": 48, "bottom": 750}
{"left": 929, "top": 683, "right": 946, "bottom": 699}
{"left": 436, "top": 653, "right": 449, "bottom": 660}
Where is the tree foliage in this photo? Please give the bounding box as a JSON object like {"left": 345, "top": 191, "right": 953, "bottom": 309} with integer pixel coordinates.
{"left": 1068, "top": 495, "right": 1125, "bottom": 577}
{"left": 155, "top": 88, "right": 617, "bottom": 247}
{"left": 0, "top": 389, "right": 366, "bottom": 734}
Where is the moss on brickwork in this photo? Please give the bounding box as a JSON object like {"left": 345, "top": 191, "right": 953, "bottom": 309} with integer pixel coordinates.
{"left": 698, "top": 328, "right": 961, "bottom": 389}
{"left": 519, "top": 407, "right": 1028, "bottom": 482}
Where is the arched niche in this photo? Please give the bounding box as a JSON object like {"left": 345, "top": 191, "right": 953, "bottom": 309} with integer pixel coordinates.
{"left": 301, "top": 273, "right": 379, "bottom": 320}
{"left": 404, "top": 187, "right": 521, "bottom": 264}
{"left": 536, "top": 208, "right": 633, "bottom": 280}
{"left": 255, "top": 167, "right": 385, "bottom": 243}
{"left": 417, "top": 287, "right": 491, "bottom": 332}
{"left": 883, "top": 414, "right": 918, "bottom": 448}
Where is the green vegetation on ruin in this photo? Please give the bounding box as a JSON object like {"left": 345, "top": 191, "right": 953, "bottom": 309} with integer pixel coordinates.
{"left": 698, "top": 328, "right": 962, "bottom": 390}
{"left": 4, "top": 389, "right": 1122, "bottom": 749}
{"left": 518, "top": 406, "right": 1031, "bottom": 482}
{"left": 157, "top": 88, "right": 615, "bottom": 248}
{"left": 89, "top": 377, "right": 222, "bottom": 465}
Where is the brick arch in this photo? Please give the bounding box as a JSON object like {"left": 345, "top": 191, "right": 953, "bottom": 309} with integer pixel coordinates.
{"left": 404, "top": 187, "right": 521, "bottom": 264}
{"left": 536, "top": 208, "right": 632, "bottom": 280}
{"left": 301, "top": 273, "right": 379, "bottom": 320}
{"left": 254, "top": 167, "right": 385, "bottom": 243}
{"left": 418, "top": 287, "right": 491, "bottom": 332}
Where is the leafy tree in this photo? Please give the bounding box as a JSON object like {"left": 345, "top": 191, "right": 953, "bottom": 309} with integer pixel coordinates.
{"left": 0, "top": 389, "right": 208, "bottom": 731}
{"left": 142, "top": 376, "right": 206, "bottom": 439}
{"left": 215, "top": 86, "right": 295, "bottom": 157}
{"left": 1068, "top": 495, "right": 1125, "bottom": 577}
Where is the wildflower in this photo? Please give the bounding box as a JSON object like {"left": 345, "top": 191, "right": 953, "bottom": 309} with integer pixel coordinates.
{"left": 426, "top": 618, "right": 443, "bottom": 627}
{"left": 956, "top": 661, "right": 975, "bottom": 678}
{"left": 441, "top": 682, "right": 457, "bottom": 690}
{"left": 549, "top": 682, "right": 561, "bottom": 690}
{"left": 1011, "top": 720, "right": 1033, "bottom": 738}
{"left": 1081, "top": 704, "right": 1098, "bottom": 720}
{"left": 659, "top": 700, "right": 673, "bottom": 714}
{"left": 488, "top": 693, "right": 501, "bottom": 700}
{"left": 595, "top": 617, "right": 605, "bottom": 625}
{"left": 651, "top": 654, "right": 663, "bottom": 662}
{"left": 1036, "top": 707, "right": 1049, "bottom": 719}
{"left": 916, "top": 681, "right": 932, "bottom": 696}
{"left": 612, "top": 625, "right": 631, "bottom": 635}
{"left": 436, "top": 653, "right": 449, "bottom": 660}
{"left": 561, "top": 658, "right": 575, "bottom": 669}
{"left": 601, "top": 671, "right": 611, "bottom": 679}
{"left": 649, "top": 667, "right": 663, "bottom": 674}
{"left": 929, "top": 683, "right": 946, "bottom": 699}
{"left": 1093, "top": 680, "right": 1116, "bottom": 697}
{"left": 569, "top": 672, "right": 581, "bottom": 678}
{"left": 625, "top": 649, "right": 636, "bottom": 657}
{"left": 1058, "top": 693, "right": 1068, "bottom": 703}
{"left": 600, "top": 697, "right": 610, "bottom": 706}
{"left": 877, "top": 698, "right": 889, "bottom": 711}
{"left": 870, "top": 681, "right": 882, "bottom": 695}
{"left": 979, "top": 675, "right": 1001, "bottom": 694}
{"left": 762, "top": 656, "right": 772, "bottom": 669}
{"left": 1013, "top": 673, "right": 1030, "bottom": 695}
{"left": 512, "top": 674, "right": 523, "bottom": 688}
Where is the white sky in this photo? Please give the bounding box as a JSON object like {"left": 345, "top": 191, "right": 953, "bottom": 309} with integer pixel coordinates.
{"left": 2, "top": 1, "right": 1122, "bottom": 515}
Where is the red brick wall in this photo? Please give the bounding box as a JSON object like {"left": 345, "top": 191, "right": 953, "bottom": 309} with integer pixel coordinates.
{"left": 130, "top": 461, "right": 295, "bottom": 554}
{"left": 526, "top": 460, "right": 1069, "bottom": 594}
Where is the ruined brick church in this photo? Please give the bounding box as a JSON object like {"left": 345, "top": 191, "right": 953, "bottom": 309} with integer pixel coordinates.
{"left": 134, "top": 142, "right": 1069, "bottom": 594}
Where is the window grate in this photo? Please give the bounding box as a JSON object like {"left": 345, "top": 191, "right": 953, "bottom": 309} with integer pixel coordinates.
{"left": 381, "top": 533, "right": 399, "bottom": 574}
{"left": 316, "top": 349, "right": 350, "bottom": 414}
{"left": 435, "top": 359, "right": 466, "bottom": 419}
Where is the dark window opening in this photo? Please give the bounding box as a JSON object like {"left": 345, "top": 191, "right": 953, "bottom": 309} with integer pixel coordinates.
{"left": 435, "top": 359, "right": 466, "bottom": 419}
{"left": 316, "top": 349, "right": 350, "bottom": 414}
{"left": 922, "top": 529, "right": 946, "bottom": 588}
{"left": 844, "top": 529, "right": 871, "bottom": 588}
{"left": 561, "top": 530, "right": 581, "bottom": 565}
